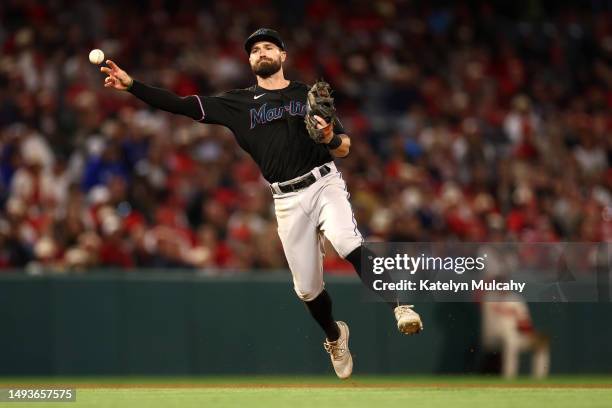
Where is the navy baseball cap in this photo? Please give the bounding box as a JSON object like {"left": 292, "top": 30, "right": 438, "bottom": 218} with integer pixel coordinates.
{"left": 244, "top": 28, "right": 286, "bottom": 54}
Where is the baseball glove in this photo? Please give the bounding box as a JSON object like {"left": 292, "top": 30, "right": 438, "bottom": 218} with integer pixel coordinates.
{"left": 305, "top": 80, "right": 336, "bottom": 143}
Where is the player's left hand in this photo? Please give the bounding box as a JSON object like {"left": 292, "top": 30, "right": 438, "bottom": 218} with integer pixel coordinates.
{"left": 313, "top": 115, "right": 333, "bottom": 144}
{"left": 305, "top": 80, "right": 336, "bottom": 144}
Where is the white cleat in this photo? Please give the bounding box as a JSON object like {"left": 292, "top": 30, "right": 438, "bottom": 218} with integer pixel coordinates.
{"left": 394, "top": 305, "right": 423, "bottom": 335}
{"left": 323, "top": 321, "right": 353, "bottom": 379}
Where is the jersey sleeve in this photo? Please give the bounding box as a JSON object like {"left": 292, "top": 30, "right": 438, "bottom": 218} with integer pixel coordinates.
{"left": 128, "top": 80, "right": 203, "bottom": 120}
{"left": 193, "top": 93, "right": 237, "bottom": 127}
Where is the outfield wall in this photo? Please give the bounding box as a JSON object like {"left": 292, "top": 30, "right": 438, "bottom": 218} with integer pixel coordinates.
{"left": 0, "top": 271, "right": 610, "bottom": 376}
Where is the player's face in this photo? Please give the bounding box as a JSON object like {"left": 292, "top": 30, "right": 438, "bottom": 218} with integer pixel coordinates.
{"left": 249, "top": 41, "right": 286, "bottom": 78}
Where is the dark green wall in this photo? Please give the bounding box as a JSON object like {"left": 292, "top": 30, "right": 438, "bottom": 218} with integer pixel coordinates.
{"left": 0, "top": 272, "right": 610, "bottom": 375}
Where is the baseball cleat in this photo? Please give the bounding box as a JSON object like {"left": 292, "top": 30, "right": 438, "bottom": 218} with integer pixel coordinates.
{"left": 323, "top": 321, "right": 353, "bottom": 379}
{"left": 394, "top": 305, "right": 423, "bottom": 335}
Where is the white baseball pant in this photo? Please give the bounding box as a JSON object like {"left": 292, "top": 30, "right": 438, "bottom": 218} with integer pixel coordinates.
{"left": 272, "top": 162, "right": 363, "bottom": 301}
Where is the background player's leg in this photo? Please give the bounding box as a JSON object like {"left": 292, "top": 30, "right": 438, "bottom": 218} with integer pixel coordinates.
{"left": 274, "top": 193, "right": 338, "bottom": 340}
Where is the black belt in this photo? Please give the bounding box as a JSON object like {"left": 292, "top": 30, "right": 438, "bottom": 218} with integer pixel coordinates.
{"left": 274, "top": 165, "right": 331, "bottom": 194}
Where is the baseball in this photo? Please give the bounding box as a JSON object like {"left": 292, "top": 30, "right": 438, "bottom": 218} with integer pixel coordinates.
{"left": 88, "top": 49, "right": 104, "bottom": 65}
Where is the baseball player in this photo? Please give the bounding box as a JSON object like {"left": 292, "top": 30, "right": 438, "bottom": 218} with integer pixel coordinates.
{"left": 101, "top": 28, "right": 422, "bottom": 379}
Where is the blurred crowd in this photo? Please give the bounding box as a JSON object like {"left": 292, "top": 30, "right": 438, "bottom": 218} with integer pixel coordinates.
{"left": 0, "top": 0, "right": 610, "bottom": 273}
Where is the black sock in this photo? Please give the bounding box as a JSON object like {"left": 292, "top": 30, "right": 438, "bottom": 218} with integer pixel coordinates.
{"left": 304, "top": 290, "right": 340, "bottom": 341}
{"left": 346, "top": 245, "right": 400, "bottom": 310}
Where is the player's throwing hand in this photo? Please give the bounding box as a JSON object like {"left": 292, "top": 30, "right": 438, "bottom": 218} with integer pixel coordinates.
{"left": 100, "top": 60, "right": 133, "bottom": 91}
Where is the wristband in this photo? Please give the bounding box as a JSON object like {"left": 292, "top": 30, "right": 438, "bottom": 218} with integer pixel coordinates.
{"left": 326, "top": 134, "right": 342, "bottom": 150}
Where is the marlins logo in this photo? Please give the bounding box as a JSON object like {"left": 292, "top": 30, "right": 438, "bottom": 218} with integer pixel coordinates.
{"left": 250, "top": 101, "right": 307, "bottom": 129}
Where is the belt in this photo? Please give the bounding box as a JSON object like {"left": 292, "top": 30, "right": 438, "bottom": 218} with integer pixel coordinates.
{"left": 271, "top": 164, "right": 331, "bottom": 194}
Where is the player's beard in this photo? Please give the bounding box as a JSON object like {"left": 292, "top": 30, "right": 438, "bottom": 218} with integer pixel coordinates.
{"left": 252, "top": 57, "right": 282, "bottom": 78}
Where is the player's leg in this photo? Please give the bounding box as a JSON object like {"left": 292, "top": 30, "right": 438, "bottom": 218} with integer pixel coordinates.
{"left": 315, "top": 170, "right": 423, "bottom": 334}
{"left": 274, "top": 192, "right": 332, "bottom": 322}
{"left": 344, "top": 245, "right": 423, "bottom": 334}
{"left": 274, "top": 190, "right": 352, "bottom": 379}
{"left": 529, "top": 333, "right": 550, "bottom": 379}
{"left": 502, "top": 332, "right": 525, "bottom": 378}
{"left": 304, "top": 287, "right": 339, "bottom": 340}
{"left": 345, "top": 245, "right": 396, "bottom": 305}
{"left": 314, "top": 171, "right": 391, "bottom": 300}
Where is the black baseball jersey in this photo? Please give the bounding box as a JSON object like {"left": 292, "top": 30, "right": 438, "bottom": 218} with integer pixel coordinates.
{"left": 129, "top": 79, "right": 345, "bottom": 183}
{"left": 193, "top": 81, "right": 344, "bottom": 183}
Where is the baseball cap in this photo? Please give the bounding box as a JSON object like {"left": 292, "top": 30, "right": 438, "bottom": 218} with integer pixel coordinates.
{"left": 244, "top": 28, "right": 286, "bottom": 54}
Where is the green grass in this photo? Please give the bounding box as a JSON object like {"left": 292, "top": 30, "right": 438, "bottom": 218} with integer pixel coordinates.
{"left": 0, "top": 376, "right": 610, "bottom": 408}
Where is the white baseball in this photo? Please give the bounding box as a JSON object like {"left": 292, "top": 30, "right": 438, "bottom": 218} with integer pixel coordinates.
{"left": 89, "top": 49, "right": 105, "bottom": 65}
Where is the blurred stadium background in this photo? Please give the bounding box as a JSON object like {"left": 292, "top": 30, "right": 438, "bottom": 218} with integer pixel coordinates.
{"left": 0, "top": 0, "right": 611, "bottom": 387}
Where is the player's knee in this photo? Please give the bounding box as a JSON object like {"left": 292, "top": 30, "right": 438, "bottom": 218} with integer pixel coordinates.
{"left": 329, "top": 234, "right": 362, "bottom": 259}
{"left": 294, "top": 284, "right": 324, "bottom": 302}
